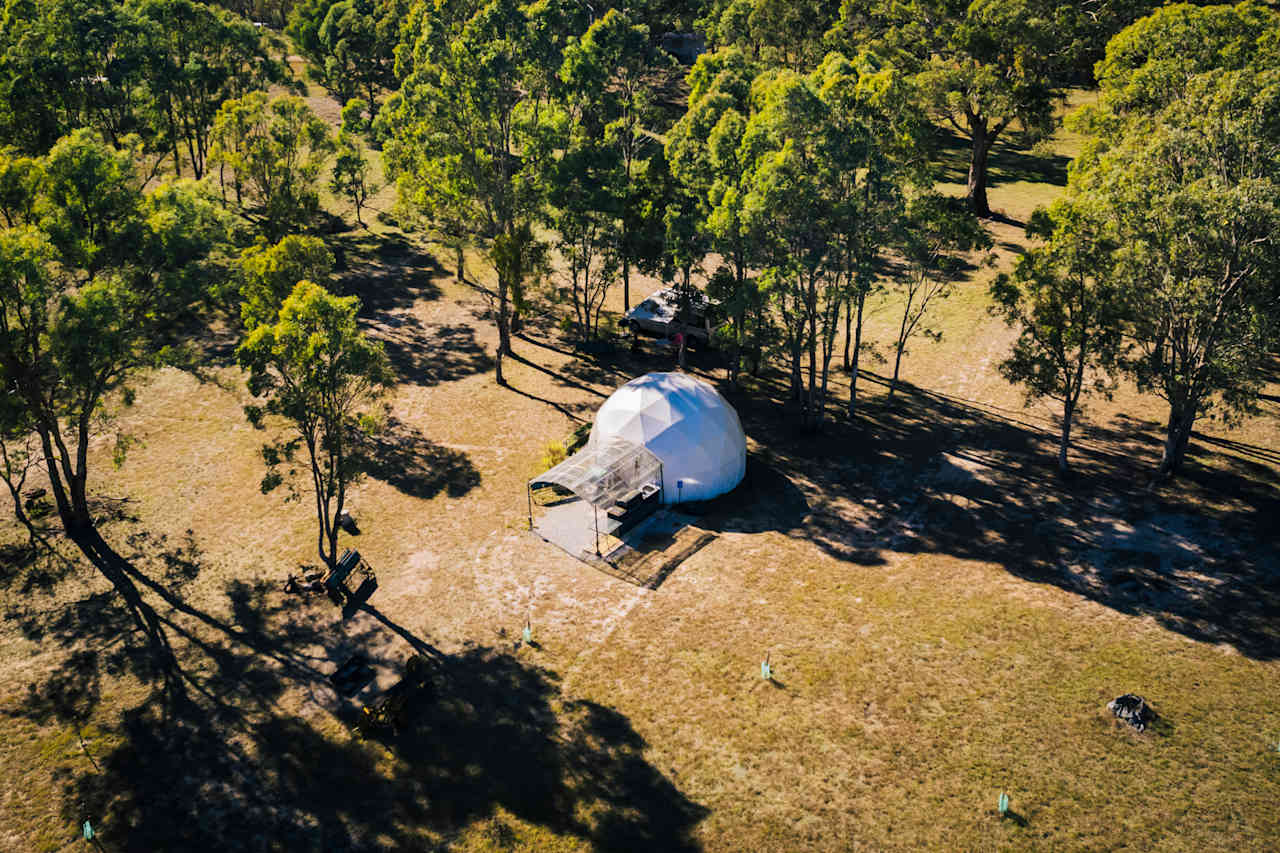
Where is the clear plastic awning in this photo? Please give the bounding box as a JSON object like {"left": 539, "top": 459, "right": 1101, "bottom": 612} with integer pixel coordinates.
{"left": 530, "top": 436, "right": 663, "bottom": 508}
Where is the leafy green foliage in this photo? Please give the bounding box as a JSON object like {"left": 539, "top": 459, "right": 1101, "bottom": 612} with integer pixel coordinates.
{"left": 990, "top": 202, "right": 1124, "bottom": 472}
{"left": 210, "top": 91, "right": 336, "bottom": 238}
{"left": 738, "top": 53, "right": 930, "bottom": 425}
{"left": 0, "top": 0, "right": 286, "bottom": 172}
{"left": 384, "top": 0, "right": 577, "bottom": 383}
{"left": 701, "top": 0, "right": 836, "bottom": 71}
{"left": 236, "top": 280, "right": 391, "bottom": 567}
{"left": 237, "top": 234, "right": 334, "bottom": 328}
{"left": 559, "top": 9, "right": 669, "bottom": 312}
{"left": 287, "top": 0, "right": 405, "bottom": 104}
{"left": 0, "top": 0, "right": 151, "bottom": 152}
{"left": 828, "top": 0, "right": 1070, "bottom": 216}
{"left": 1092, "top": 1, "right": 1280, "bottom": 117}
{"left": 0, "top": 130, "right": 223, "bottom": 572}
{"left": 134, "top": 0, "right": 290, "bottom": 177}
{"left": 666, "top": 47, "right": 759, "bottom": 379}
{"left": 331, "top": 131, "right": 380, "bottom": 227}
{"left": 1073, "top": 64, "right": 1280, "bottom": 476}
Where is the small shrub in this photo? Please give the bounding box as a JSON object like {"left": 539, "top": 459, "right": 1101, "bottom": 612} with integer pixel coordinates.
{"left": 539, "top": 440, "right": 566, "bottom": 472}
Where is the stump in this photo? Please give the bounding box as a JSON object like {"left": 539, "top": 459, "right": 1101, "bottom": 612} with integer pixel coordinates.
{"left": 1108, "top": 694, "right": 1155, "bottom": 732}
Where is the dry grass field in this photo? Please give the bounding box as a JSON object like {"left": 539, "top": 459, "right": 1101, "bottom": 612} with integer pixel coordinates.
{"left": 1, "top": 92, "right": 1278, "bottom": 852}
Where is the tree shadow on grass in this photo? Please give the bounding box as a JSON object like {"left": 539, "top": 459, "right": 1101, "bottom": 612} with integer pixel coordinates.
{"left": 8, "top": 531, "right": 705, "bottom": 851}
{"left": 364, "top": 313, "right": 495, "bottom": 387}
{"left": 357, "top": 416, "right": 481, "bottom": 500}
{"left": 335, "top": 231, "right": 444, "bottom": 315}
{"left": 931, "top": 126, "right": 1071, "bottom": 189}
{"left": 721, "top": 368, "right": 1280, "bottom": 659}
{"left": 0, "top": 539, "right": 82, "bottom": 595}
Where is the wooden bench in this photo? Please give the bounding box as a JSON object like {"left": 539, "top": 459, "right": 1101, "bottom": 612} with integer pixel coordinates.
{"left": 325, "top": 548, "right": 362, "bottom": 591}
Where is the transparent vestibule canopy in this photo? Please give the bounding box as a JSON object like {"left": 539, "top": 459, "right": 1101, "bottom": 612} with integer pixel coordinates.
{"left": 530, "top": 435, "right": 664, "bottom": 509}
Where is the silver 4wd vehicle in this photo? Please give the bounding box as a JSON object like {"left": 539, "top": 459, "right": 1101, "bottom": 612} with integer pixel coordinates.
{"left": 621, "top": 287, "right": 717, "bottom": 346}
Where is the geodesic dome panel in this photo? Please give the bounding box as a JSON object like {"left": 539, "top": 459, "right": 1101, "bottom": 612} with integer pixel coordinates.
{"left": 589, "top": 372, "right": 746, "bottom": 504}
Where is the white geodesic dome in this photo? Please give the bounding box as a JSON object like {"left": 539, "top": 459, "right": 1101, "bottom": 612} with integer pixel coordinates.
{"left": 589, "top": 372, "right": 746, "bottom": 504}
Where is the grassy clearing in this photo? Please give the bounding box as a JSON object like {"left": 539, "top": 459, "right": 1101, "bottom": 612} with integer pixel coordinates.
{"left": 1, "top": 89, "right": 1278, "bottom": 852}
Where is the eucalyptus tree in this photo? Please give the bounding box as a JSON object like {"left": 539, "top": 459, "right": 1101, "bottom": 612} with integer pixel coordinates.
{"left": 331, "top": 130, "right": 379, "bottom": 227}
{"left": 739, "top": 69, "right": 838, "bottom": 419}
{"left": 545, "top": 140, "right": 620, "bottom": 343}
{"left": 0, "top": 0, "right": 286, "bottom": 173}
{"left": 740, "top": 53, "right": 919, "bottom": 428}
{"left": 1091, "top": 1, "right": 1280, "bottom": 118}
{"left": 1073, "top": 67, "right": 1280, "bottom": 477}
{"left": 209, "top": 92, "right": 336, "bottom": 238}
{"left": 237, "top": 281, "right": 392, "bottom": 570}
{"left": 828, "top": 0, "right": 1065, "bottom": 218}
{"left": 383, "top": 0, "right": 585, "bottom": 385}
{"left": 817, "top": 50, "right": 925, "bottom": 416}
{"left": 701, "top": 0, "right": 836, "bottom": 70}
{"left": 559, "top": 8, "right": 667, "bottom": 312}
{"left": 0, "top": 131, "right": 225, "bottom": 673}
{"left": 886, "top": 192, "right": 990, "bottom": 398}
{"left": 0, "top": 0, "right": 151, "bottom": 152}
{"left": 288, "top": 0, "right": 405, "bottom": 104}
{"left": 914, "top": 0, "right": 1064, "bottom": 218}
{"left": 136, "top": 0, "right": 289, "bottom": 178}
{"left": 666, "top": 47, "right": 759, "bottom": 381}
{"left": 237, "top": 234, "right": 334, "bottom": 328}
{"left": 1061, "top": 2, "right": 1280, "bottom": 477}
{"left": 990, "top": 202, "right": 1124, "bottom": 473}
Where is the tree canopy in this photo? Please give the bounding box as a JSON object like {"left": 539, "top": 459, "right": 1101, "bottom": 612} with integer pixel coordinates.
{"left": 383, "top": 0, "right": 581, "bottom": 384}
{"left": 210, "top": 91, "right": 336, "bottom": 238}
{"left": 990, "top": 201, "right": 1125, "bottom": 473}
{"left": 237, "top": 280, "right": 392, "bottom": 569}
{"left": 0, "top": 130, "right": 224, "bottom": 674}
{"left": 0, "top": 0, "right": 287, "bottom": 172}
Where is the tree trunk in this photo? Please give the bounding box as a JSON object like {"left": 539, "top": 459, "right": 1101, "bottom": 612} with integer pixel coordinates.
{"left": 967, "top": 122, "right": 993, "bottom": 219}
{"left": 497, "top": 278, "right": 513, "bottom": 357}
{"left": 789, "top": 336, "right": 803, "bottom": 403}
{"left": 17, "top": 409, "right": 177, "bottom": 686}
{"left": 494, "top": 274, "right": 512, "bottom": 386}
{"left": 326, "top": 512, "right": 340, "bottom": 571}
{"left": 890, "top": 297, "right": 910, "bottom": 401}
{"left": 842, "top": 297, "right": 852, "bottom": 372}
{"left": 729, "top": 307, "right": 744, "bottom": 386}
{"left": 847, "top": 291, "right": 865, "bottom": 418}
{"left": 456, "top": 245, "right": 465, "bottom": 283}
{"left": 750, "top": 300, "right": 764, "bottom": 377}
{"left": 890, "top": 344, "right": 904, "bottom": 399}
{"left": 1158, "top": 405, "right": 1196, "bottom": 477}
{"left": 622, "top": 256, "right": 631, "bottom": 314}
{"left": 1058, "top": 398, "right": 1075, "bottom": 474}
{"left": 0, "top": 442, "right": 40, "bottom": 551}
{"left": 806, "top": 277, "right": 818, "bottom": 426}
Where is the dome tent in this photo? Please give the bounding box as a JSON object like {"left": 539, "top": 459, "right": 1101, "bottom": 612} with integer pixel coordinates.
{"left": 589, "top": 372, "right": 746, "bottom": 504}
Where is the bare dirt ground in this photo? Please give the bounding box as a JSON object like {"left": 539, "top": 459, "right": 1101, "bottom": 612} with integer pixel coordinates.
{"left": 2, "top": 93, "right": 1279, "bottom": 851}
